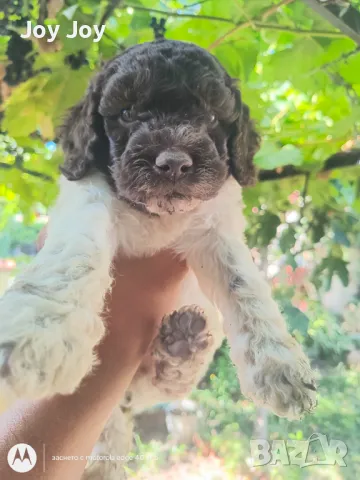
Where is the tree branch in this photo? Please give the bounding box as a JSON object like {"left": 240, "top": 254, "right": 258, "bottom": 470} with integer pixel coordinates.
{"left": 258, "top": 149, "right": 360, "bottom": 183}
{"left": 208, "top": 22, "right": 252, "bottom": 50}
{"left": 253, "top": 22, "right": 346, "bottom": 37}
{"left": 100, "top": 0, "right": 125, "bottom": 26}
{"left": 107, "top": 1, "right": 345, "bottom": 46}
{"left": 186, "top": 0, "right": 211, "bottom": 8}
{"left": 1, "top": 150, "right": 358, "bottom": 186}
{"left": 209, "top": 0, "right": 298, "bottom": 49}
{"left": 308, "top": 46, "right": 360, "bottom": 77}
{"left": 38, "top": 0, "right": 48, "bottom": 24}
{"left": 261, "top": 0, "right": 295, "bottom": 20}
{"left": 300, "top": 172, "right": 310, "bottom": 218}
{"left": 122, "top": 4, "right": 234, "bottom": 23}
{"left": 0, "top": 162, "right": 54, "bottom": 182}
{"left": 102, "top": 31, "right": 126, "bottom": 50}
{"left": 302, "top": 0, "right": 360, "bottom": 46}
{"left": 321, "top": 46, "right": 360, "bottom": 71}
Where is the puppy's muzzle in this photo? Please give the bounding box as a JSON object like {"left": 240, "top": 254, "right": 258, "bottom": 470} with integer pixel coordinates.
{"left": 154, "top": 150, "right": 193, "bottom": 181}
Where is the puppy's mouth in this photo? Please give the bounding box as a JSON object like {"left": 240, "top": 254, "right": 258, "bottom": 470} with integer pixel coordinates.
{"left": 120, "top": 191, "right": 202, "bottom": 216}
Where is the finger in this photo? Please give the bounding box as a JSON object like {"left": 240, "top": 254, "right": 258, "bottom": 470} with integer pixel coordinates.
{"left": 36, "top": 225, "right": 48, "bottom": 252}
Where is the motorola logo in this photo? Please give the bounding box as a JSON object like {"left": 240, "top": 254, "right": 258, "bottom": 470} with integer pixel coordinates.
{"left": 7, "top": 443, "right": 37, "bottom": 473}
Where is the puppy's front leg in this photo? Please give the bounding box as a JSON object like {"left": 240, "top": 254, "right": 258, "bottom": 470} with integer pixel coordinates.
{"left": 181, "top": 191, "right": 316, "bottom": 419}
{"left": 0, "top": 175, "right": 117, "bottom": 402}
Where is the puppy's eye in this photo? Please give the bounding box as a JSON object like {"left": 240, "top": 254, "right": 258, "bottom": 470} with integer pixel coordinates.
{"left": 120, "top": 108, "right": 133, "bottom": 122}
{"left": 210, "top": 114, "right": 217, "bottom": 123}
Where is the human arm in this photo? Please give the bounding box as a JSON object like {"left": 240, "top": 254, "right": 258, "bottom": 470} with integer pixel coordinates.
{"left": 0, "top": 248, "right": 188, "bottom": 479}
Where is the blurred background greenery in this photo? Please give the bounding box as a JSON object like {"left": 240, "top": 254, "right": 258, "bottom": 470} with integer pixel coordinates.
{"left": 1, "top": 0, "right": 360, "bottom": 478}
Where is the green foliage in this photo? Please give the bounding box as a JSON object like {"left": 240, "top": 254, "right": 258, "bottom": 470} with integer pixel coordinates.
{"left": 0, "top": 216, "right": 40, "bottom": 257}
{"left": 1, "top": 0, "right": 359, "bottom": 217}
{"left": 1, "top": 2, "right": 360, "bottom": 478}
{"left": 306, "top": 307, "right": 354, "bottom": 365}
{"left": 269, "top": 367, "right": 360, "bottom": 479}
{"left": 246, "top": 210, "right": 282, "bottom": 248}
{"left": 191, "top": 346, "right": 360, "bottom": 479}
{"left": 282, "top": 303, "right": 310, "bottom": 337}
{"left": 313, "top": 256, "right": 349, "bottom": 291}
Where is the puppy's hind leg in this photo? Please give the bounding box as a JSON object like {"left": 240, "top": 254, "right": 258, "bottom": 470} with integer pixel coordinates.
{"left": 151, "top": 306, "right": 214, "bottom": 398}
{"left": 86, "top": 305, "right": 216, "bottom": 480}
{"left": 126, "top": 272, "right": 223, "bottom": 412}
{"left": 0, "top": 175, "right": 117, "bottom": 403}
{"left": 82, "top": 404, "right": 133, "bottom": 480}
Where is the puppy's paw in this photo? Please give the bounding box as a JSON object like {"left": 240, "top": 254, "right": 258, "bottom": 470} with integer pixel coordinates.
{"left": 0, "top": 294, "right": 104, "bottom": 402}
{"left": 158, "top": 306, "right": 211, "bottom": 360}
{"left": 241, "top": 338, "right": 317, "bottom": 420}
{"left": 152, "top": 306, "right": 213, "bottom": 392}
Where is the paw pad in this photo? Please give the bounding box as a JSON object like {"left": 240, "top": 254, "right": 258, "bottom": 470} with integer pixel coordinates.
{"left": 160, "top": 306, "right": 210, "bottom": 360}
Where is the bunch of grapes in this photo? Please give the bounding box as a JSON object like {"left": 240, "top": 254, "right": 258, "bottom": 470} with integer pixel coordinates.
{"left": 0, "top": 0, "right": 35, "bottom": 86}
{"left": 65, "top": 50, "right": 89, "bottom": 70}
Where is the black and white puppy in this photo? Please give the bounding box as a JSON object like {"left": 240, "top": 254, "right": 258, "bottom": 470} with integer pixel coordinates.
{"left": 0, "top": 40, "right": 316, "bottom": 479}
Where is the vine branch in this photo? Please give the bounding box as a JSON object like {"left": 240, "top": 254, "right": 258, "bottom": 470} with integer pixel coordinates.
{"left": 321, "top": 46, "right": 360, "bottom": 70}
{"left": 1, "top": 150, "right": 358, "bottom": 185}
{"left": 122, "top": 4, "right": 234, "bottom": 23}
{"left": 209, "top": 0, "right": 297, "bottom": 50}
{"left": 300, "top": 172, "right": 310, "bottom": 219}
{"left": 38, "top": 0, "right": 48, "bottom": 24}
{"left": 258, "top": 149, "right": 360, "bottom": 183}
{"left": 0, "top": 159, "right": 53, "bottom": 182}
{"left": 262, "top": 0, "right": 295, "bottom": 20}
{"left": 97, "top": 1, "right": 346, "bottom": 44}
{"left": 100, "top": 0, "right": 124, "bottom": 26}
{"left": 252, "top": 23, "right": 345, "bottom": 37}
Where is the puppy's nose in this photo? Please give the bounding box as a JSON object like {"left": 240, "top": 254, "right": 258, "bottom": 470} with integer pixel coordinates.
{"left": 155, "top": 151, "right": 193, "bottom": 179}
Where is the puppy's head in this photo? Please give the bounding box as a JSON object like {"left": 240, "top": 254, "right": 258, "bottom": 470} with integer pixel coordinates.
{"left": 59, "top": 40, "right": 260, "bottom": 215}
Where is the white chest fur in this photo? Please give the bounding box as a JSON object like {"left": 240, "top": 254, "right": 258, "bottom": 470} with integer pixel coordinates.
{"left": 106, "top": 175, "right": 247, "bottom": 258}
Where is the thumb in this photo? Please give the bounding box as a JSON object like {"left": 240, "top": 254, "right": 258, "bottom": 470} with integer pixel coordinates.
{"left": 36, "top": 225, "right": 48, "bottom": 252}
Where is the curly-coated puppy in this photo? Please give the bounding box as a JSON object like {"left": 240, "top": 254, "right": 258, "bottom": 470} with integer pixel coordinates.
{"left": 0, "top": 40, "right": 316, "bottom": 479}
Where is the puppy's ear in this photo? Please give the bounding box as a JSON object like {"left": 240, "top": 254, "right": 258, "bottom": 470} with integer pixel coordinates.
{"left": 227, "top": 84, "right": 260, "bottom": 187}
{"left": 58, "top": 73, "right": 109, "bottom": 180}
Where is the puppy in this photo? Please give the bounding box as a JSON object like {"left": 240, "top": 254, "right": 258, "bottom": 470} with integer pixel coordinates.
{"left": 0, "top": 40, "right": 316, "bottom": 479}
